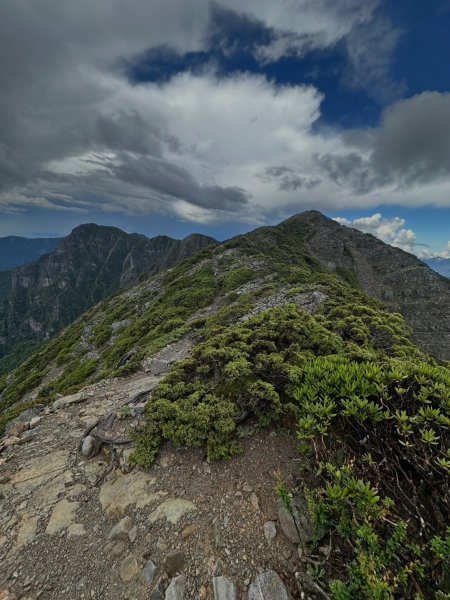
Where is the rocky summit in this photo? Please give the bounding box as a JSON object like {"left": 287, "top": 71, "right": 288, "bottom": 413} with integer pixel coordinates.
{"left": 0, "top": 211, "right": 449, "bottom": 599}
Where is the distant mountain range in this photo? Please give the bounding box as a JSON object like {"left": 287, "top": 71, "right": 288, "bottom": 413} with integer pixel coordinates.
{"left": 424, "top": 257, "right": 450, "bottom": 278}
{"left": 0, "top": 224, "right": 215, "bottom": 373}
{"left": 0, "top": 236, "right": 61, "bottom": 271}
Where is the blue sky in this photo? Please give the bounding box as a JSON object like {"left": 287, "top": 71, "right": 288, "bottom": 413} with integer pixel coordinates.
{"left": 0, "top": 0, "right": 449, "bottom": 257}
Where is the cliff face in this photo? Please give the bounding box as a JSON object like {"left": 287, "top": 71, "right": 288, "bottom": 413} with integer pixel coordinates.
{"left": 0, "top": 224, "right": 215, "bottom": 373}
{"left": 294, "top": 211, "right": 450, "bottom": 360}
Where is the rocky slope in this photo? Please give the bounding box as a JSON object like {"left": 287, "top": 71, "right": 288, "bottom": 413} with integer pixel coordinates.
{"left": 0, "top": 237, "right": 61, "bottom": 271}
{"left": 0, "top": 357, "right": 306, "bottom": 600}
{"left": 296, "top": 211, "right": 450, "bottom": 359}
{"left": 0, "top": 224, "right": 215, "bottom": 374}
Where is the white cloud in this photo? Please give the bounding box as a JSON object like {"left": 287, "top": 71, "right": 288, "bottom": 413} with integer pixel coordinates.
{"left": 334, "top": 214, "right": 417, "bottom": 253}
{"left": 334, "top": 214, "right": 450, "bottom": 259}
{"left": 420, "top": 240, "right": 450, "bottom": 260}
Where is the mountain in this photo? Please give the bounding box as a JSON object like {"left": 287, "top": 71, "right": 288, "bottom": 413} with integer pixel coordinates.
{"left": 0, "top": 236, "right": 61, "bottom": 271}
{"left": 0, "top": 224, "right": 216, "bottom": 373}
{"left": 295, "top": 211, "right": 450, "bottom": 359}
{"left": 0, "top": 211, "right": 449, "bottom": 599}
{"left": 424, "top": 256, "right": 450, "bottom": 278}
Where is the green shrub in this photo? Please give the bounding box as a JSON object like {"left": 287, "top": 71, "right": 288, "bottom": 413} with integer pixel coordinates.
{"left": 220, "top": 267, "right": 255, "bottom": 292}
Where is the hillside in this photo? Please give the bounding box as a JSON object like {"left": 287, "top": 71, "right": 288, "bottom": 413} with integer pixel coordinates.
{"left": 0, "top": 224, "right": 215, "bottom": 374}
{"left": 0, "top": 211, "right": 449, "bottom": 599}
{"left": 0, "top": 236, "right": 61, "bottom": 271}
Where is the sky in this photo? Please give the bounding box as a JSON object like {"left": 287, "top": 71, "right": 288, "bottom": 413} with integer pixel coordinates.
{"left": 0, "top": 0, "right": 449, "bottom": 258}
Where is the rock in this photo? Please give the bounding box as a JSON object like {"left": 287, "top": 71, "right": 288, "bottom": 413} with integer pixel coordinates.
{"left": 149, "top": 498, "right": 197, "bottom": 525}
{"left": 8, "top": 422, "right": 27, "bottom": 437}
{"left": 277, "top": 498, "right": 300, "bottom": 544}
{"left": 119, "top": 448, "right": 135, "bottom": 473}
{"left": 53, "top": 391, "right": 87, "bottom": 410}
{"left": 81, "top": 435, "right": 97, "bottom": 458}
{"left": 211, "top": 559, "right": 224, "bottom": 577}
{"left": 164, "top": 550, "right": 184, "bottom": 577}
{"left": 104, "top": 540, "right": 127, "bottom": 557}
{"left": 290, "top": 495, "right": 314, "bottom": 545}
{"left": 99, "top": 471, "right": 162, "bottom": 516}
{"left": 107, "top": 516, "right": 135, "bottom": 542}
{"left": 156, "top": 538, "right": 168, "bottom": 553}
{"left": 180, "top": 523, "right": 199, "bottom": 540}
{"left": 29, "top": 416, "right": 41, "bottom": 429}
{"left": 0, "top": 592, "right": 17, "bottom": 600}
{"left": 250, "top": 492, "right": 260, "bottom": 511}
{"left": 213, "top": 523, "right": 224, "bottom": 550}
{"left": 5, "top": 407, "right": 43, "bottom": 435}
{"left": 149, "top": 579, "right": 165, "bottom": 600}
{"left": 119, "top": 555, "right": 139, "bottom": 582}
{"left": 68, "top": 523, "right": 86, "bottom": 536}
{"left": 165, "top": 574, "right": 186, "bottom": 600}
{"left": 213, "top": 576, "right": 237, "bottom": 600}
{"left": 16, "top": 513, "right": 39, "bottom": 548}
{"left": 129, "top": 525, "right": 137, "bottom": 543}
{"left": 142, "top": 560, "right": 158, "bottom": 585}
{"left": 263, "top": 521, "right": 277, "bottom": 541}
{"left": 248, "top": 570, "right": 291, "bottom": 600}
{"left": 3, "top": 437, "right": 20, "bottom": 447}
{"left": 45, "top": 499, "right": 79, "bottom": 535}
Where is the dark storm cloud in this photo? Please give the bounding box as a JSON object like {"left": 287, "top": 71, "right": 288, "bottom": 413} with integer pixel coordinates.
{"left": 315, "top": 92, "right": 450, "bottom": 193}
{"left": 112, "top": 154, "right": 251, "bottom": 210}
{"left": 372, "top": 92, "right": 450, "bottom": 183}
{"left": 263, "top": 167, "right": 321, "bottom": 191}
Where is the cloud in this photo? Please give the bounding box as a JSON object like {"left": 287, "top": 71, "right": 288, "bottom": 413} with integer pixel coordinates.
{"left": 334, "top": 213, "right": 417, "bottom": 253}
{"left": 0, "top": 0, "right": 447, "bottom": 230}
{"left": 420, "top": 240, "right": 450, "bottom": 260}
{"left": 315, "top": 91, "right": 450, "bottom": 200}
{"left": 335, "top": 216, "right": 450, "bottom": 260}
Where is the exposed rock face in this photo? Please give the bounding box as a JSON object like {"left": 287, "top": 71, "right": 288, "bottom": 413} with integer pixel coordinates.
{"left": 0, "top": 224, "right": 215, "bottom": 373}
{"left": 290, "top": 211, "right": 450, "bottom": 360}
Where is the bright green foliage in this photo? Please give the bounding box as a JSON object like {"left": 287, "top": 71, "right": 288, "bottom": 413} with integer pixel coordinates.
{"left": 42, "top": 358, "right": 99, "bottom": 395}
{"left": 293, "top": 355, "right": 449, "bottom": 597}
{"left": 274, "top": 471, "right": 293, "bottom": 510}
{"left": 133, "top": 305, "right": 344, "bottom": 464}
{"left": 220, "top": 267, "right": 255, "bottom": 292}
{"left": 307, "top": 462, "right": 448, "bottom": 599}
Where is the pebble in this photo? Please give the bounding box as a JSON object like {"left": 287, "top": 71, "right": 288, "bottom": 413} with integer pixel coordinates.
{"left": 213, "top": 575, "right": 237, "bottom": 600}
{"left": 263, "top": 521, "right": 277, "bottom": 541}
{"left": 107, "top": 516, "right": 135, "bottom": 542}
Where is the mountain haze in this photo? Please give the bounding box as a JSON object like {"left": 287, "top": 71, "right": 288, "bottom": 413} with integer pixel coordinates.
{"left": 0, "top": 236, "right": 61, "bottom": 271}
{"left": 424, "top": 257, "right": 450, "bottom": 278}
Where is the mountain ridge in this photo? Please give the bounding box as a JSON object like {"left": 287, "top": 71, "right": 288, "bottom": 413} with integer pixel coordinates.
{"left": 0, "top": 224, "right": 216, "bottom": 374}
